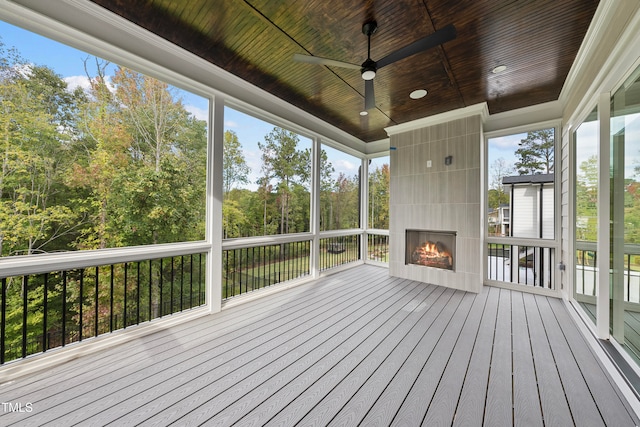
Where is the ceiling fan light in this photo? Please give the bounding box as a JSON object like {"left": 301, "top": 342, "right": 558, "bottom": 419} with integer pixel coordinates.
{"left": 360, "top": 110, "right": 369, "bottom": 116}
{"left": 361, "top": 58, "right": 377, "bottom": 80}
{"left": 362, "top": 69, "right": 376, "bottom": 80}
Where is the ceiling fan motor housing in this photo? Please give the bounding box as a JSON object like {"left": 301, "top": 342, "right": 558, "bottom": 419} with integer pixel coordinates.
{"left": 361, "top": 21, "right": 378, "bottom": 80}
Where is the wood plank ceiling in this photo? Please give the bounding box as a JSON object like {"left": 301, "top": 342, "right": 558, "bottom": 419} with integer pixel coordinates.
{"left": 89, "top": 0, "right": 599, "bottom": 142}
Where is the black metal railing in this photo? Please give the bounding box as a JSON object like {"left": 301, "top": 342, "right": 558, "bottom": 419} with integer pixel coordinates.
{"left": 320, "top": 234, "right": 360, "bottom": 271}
{"left": 487, "top": 243, "right": 555, "bottom": 289}
{"left": 575, "top": 242, "right": 640, "bottom": 302}
{"left": 0, "top": 253, "right": 206, "bottom": 365}
{"left": 367, "top": 233, "right": 389, "bottom": 263}
{"left": 222, "top": 240, "right": 311, "bottom": 299}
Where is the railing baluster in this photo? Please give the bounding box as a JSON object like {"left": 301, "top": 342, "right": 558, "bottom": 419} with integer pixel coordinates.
{"left": 1, "top": 278, "right": 5, "bottom": 364}
{"left": 62, "top": 271, "right": 67, "bottom": 345}
{"left": 79, "top": 270, "right": 84, "bottom": 340}
{"left": 43, "top": 273, "right": 48, "bottom": 352}
{"left": 148, "top": 260, "right": 153, "bottom": 321}
{"left": 22, "top": 276, "right": 28, "bottom": 358}
{"left": 189, "top": 254, "right": 193, "bottom": 308}
{"left": 136, "top": 261, "right": 141, "bottom": 325}
{"left": 159, "top": 258, "right": 164, "bottom": 318}
{"left": 110, "top": 265, "right": 114, "bottom": 332}
{"left": 95, "top": 267, "right": 99, "bottom": 337}
{"left": 124, "top": 262, "right": 128, "bottom": 328}
{"left": 628, "top": 253, "right": 631, "bottom": 302}
{"left": 170, "top": 257, "right": 174, "bottom": 315}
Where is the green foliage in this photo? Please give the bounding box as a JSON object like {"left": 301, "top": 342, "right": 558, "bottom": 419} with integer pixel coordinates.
{"left": 369, "top": 163, "right": 389, "bottom": 229}
{"left": 514, "top": 129, "right": 554, "bottom": 175}
{"left": 223, "top": 130, "right": 249, "bottom": 194}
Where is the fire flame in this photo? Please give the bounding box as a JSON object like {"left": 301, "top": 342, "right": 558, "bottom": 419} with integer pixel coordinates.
{"left": 412, "top": 240, "right": 453, "bottom": 268}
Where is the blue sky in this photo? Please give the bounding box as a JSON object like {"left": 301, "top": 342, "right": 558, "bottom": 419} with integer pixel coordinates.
{"left": 0, "top": 19, "right": 370, "bottom": 191}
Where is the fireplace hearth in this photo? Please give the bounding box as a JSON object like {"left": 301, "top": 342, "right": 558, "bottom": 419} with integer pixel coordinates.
{"left": 405, "top": 229, "right": 456, "bottom": 271}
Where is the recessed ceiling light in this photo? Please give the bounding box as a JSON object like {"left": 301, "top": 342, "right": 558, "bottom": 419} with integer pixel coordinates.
{"left": 410, "top": 89, "right": 427, "bottom": 99}
{"left": 492, "top": 65, "right": 507, "bottom": 74}
{"left": 360, "top": 110, "right": 368, "bottom": 116}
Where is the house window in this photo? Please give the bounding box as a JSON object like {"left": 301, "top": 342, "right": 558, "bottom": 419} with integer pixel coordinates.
{"left": 0, "top": 21, "right": 208, "bottom": 256}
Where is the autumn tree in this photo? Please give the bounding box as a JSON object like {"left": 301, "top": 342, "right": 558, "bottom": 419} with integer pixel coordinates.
{"left": 110, "top": 66, "right": 207, "bottom": 245}
{"left": 68, "top": 59, "right": 130, "bottom": 249}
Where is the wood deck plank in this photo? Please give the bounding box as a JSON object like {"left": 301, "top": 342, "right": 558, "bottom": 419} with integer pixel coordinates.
{"left": 297, "top": 288, "right": 460, "bottom": 426}
{"left": 261, "top": 286, "right": 448, "bottom": 427}
{"left": 511, "top": 291, "right": 543, "bottom": 427}
{"left": 2, "top": 267, "right": 366, "bottom": 396}
{"left": 1, "top": 266, "right": 638, "bottom": 427}
{"left": 214, "top": 282, "right": 441, "bottom": 427}
{"left": 522, "top": 292, "right": 573, "bottom": 426}
{"left": 67, "top": 269, "right": 405, "bottom": 426}
{"left": 420, "top": 287, "right": 490, "bottom": 426}
{"left": 452, "top": 286, "right": 500, "bottom": 427}
{"left": 483, "top": 288, "right": 513, "bottom": 426}
{"left": 384, "top": 291, "right": 474, "bottom": 426}
{"left": 535, "top": 295, "right": 605, "bottom": 427}
{"left": 5, "top": 266, "right": 390, "bottom": 426}
{"left": 336, "top": 290, "right": 474, "bottom": 426}
{"left": 548, "top": 297, "right": 640, "bottom": 426}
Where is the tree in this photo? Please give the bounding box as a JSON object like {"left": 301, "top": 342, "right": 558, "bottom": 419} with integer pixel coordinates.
{"left": 488, "top": 157, "right": 514, "bottom": 209}
{"left": 113, "top": 67, "right": 188, "bottom": 172}
{"left": 0, "top": 51, "right": 81, "bottom": 256}
{"left": 575, "top": 155, "right": 598, "bottom": 241}
{"left": 331, "top": 172, "right": 359, "bottom": 229}
{"left": 369, "top": 163, "right": 389, "bottom": 229}
{"left": 67, "top": 59, "right": 130, "bottom": 249}
{"left": 514, "top": 129, "right": 554, "bottom": 175}
{"left": 223, "top": 130, "right": 249, "bottom": 194}
{"left": 258, "top": 127, "right": 306, "bottom": 234}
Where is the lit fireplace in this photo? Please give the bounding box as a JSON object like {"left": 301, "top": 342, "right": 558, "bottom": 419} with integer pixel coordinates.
{"left": 405, "top": 229, "right": 456, "bottom": 271}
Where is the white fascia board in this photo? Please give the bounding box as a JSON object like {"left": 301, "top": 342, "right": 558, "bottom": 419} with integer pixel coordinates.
{"left": 385, "top": 103, "right": 489, "bottom": 136}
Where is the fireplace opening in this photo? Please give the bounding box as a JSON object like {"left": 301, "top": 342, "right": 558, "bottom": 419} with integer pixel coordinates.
{"left": 405, "top": 229, "right": 456, "bottom": 271}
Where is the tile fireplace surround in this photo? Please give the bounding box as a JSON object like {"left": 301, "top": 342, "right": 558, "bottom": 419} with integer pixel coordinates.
{"left": 388, "top": 110, "right": 483, "bottom": 293}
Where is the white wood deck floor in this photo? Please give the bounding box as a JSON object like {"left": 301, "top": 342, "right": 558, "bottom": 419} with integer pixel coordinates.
{"left": 1, "top": 265, "right": 638, "bottom": 426}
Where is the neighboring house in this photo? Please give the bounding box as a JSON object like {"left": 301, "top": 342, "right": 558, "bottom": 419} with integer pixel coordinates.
{"left": 503, "top": 173, "right": 554, "bottom": 239}
{"left": 487, "top": 203, "right": 510, "bottom": 236}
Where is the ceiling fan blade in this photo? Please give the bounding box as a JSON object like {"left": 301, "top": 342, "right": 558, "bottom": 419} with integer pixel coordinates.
{"left": 377, "top": 24, "right": 456, "bottom": 69}
{"left": 365, "top": 79, "right": 375, "bottom": 110}
{"left": 293, "top": 53, "right": 361, "bottom": 70}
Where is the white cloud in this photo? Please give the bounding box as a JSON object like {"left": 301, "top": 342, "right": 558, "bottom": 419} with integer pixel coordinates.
{"left": 64, "top": 75, "right": 92, "bottom": 92}
{"left": 64, "top": 75, "right": 115, "bottom": 94}
{"left": 334, "top": 159, "right": 358, "bottom": 172}
{"left": 185, "top": 104, "right": 208, "bottom": 121}
{"left": 489, "top": 134, "right": 523, "bottom": 149}
{"left": 225, "top": 120, "right": 239, "bottom": 128}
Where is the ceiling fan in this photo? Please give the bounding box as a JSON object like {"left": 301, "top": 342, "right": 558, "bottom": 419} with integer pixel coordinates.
{"left": 293, "top": 21, "right": 457, "bottom": 111}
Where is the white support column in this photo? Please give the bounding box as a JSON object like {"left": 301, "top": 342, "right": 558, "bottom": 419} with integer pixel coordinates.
{"left": 596, "top": 91, "right": 611, "bottom": 340}
{"left": 361, "top": 157, "right": 369, "bottom": 263}
{"left": 207, "top": 95, "right": 224, "bottom": 313}
{"left": 310, "top": 137, "right": 321, "bottom": 278}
